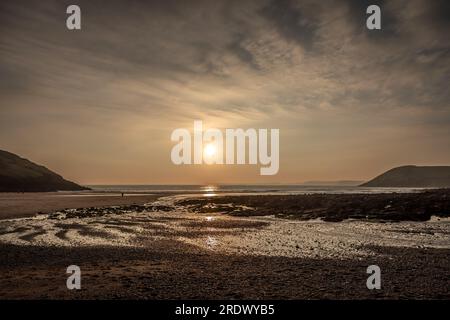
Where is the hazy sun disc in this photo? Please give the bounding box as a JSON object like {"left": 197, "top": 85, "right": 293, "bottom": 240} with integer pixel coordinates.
{"left": 204, "top": 143, "right": 217, "bottom": 157}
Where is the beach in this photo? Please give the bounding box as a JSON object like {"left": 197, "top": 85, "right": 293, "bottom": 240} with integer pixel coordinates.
{"left": 0, "top": 192, "right": 162, "bottom": 220}
{"left": 0, "top": 190, "right": 449, "bottom": 299}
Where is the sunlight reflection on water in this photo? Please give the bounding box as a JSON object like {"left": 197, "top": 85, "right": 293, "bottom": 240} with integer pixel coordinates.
{"left": 203, "top": 193, "right": 217, "bottom": 197}
{"left": 202, "top": 185, "right": 218, "bottom": 197}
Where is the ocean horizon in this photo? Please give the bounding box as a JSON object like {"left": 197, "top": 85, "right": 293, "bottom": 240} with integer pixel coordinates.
{"left": 85, "top": 184, "right": 428, "bottom": 194}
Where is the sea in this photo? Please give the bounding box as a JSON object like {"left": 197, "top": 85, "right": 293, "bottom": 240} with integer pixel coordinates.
{"left": 85, "top": 184, "right": 429, "bottom": 195}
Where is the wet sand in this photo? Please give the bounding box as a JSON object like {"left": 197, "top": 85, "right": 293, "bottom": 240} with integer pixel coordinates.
{"left": 0, "top": 193, "right": 449, "bottom": 299}
{"left": 1, "top": 242, "right": 448, "bottom": 299}
{"left": 0, "top": 192, "right": 162, "bottom": 219}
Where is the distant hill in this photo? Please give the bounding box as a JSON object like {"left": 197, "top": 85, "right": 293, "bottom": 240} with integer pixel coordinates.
{"left": 361, "top": 165, "right": 450, "bottom": 187}
{"left": 0, "top": 150, "right": 89, "bottom": 192}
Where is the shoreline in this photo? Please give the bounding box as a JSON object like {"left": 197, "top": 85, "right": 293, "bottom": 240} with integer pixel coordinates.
{"left": 0, "top": 192, "right": 165, "bottom": 220}
{"left": 1, "top": 188, "right": 449, "bottom": 222}
{"left": 178, "top": 189, "right": 450, "bottom": 222}
{"left": 0, "top": 192, "right": 449, "bottom": 299}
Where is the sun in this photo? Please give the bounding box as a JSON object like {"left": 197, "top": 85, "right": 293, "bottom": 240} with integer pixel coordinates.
{"left": 204, "top": 143, "right": 217, "bottom": 158}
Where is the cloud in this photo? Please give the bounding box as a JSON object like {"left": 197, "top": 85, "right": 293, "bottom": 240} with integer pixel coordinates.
{"left": 260, "top": 0, "right": 319, "bottom": 51}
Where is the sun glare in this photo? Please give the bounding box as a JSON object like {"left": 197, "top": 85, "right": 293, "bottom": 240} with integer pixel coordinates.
{"left": 204, "top": 143, "right": 217, "bottom": 158}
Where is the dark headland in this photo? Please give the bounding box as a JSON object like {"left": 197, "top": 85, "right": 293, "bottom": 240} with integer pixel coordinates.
{"left": 0, "top": 150, "right": 89, "bottom": 192}
{"left": 361, "top": 165, "right": 450, "bottom": 187}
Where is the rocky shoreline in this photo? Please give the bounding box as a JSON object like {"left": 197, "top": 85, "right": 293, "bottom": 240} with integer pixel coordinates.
{"left": 177, "top": 189, "right": 450, "bottom": 222}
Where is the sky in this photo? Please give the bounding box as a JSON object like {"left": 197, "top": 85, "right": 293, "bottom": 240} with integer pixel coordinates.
{"left": 0, "top": 0, "right": 449, "bottom": 185}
